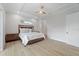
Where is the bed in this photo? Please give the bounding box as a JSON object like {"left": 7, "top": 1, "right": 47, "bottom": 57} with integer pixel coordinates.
{"left": 18, "top": 25, "right": 45, "bottom": 46}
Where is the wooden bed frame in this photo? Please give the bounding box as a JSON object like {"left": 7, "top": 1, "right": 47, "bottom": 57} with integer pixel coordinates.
{"left": 18, "top": 25, "right": 44, "bottom": 45}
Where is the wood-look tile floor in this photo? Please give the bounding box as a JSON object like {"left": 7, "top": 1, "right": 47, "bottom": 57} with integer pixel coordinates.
{"left": 0, "top": 39, "right": 79, "bottom": 56}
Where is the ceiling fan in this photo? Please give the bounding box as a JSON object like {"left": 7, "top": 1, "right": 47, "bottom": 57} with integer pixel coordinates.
{"left": 35, "top": 5, "right": 47, "bottom": 15}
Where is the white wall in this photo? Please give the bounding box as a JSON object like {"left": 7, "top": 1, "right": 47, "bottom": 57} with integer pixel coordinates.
{"left": 5, "top": 13, "right": 47, "bottom": 35}
{"left": 5, "top": 13, "right": 24, "bottom": 34}
{"left": 47, "top": 12, "right": 79, "bottom": 47}
{"left": 47, "top": 13, "right": 66, "bottom": 42}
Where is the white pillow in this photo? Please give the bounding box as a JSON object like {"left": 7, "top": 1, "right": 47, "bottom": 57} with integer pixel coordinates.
{"left": 28, "top": 29, "right": 32, "bottom": 32}
{"left": 20, "top": 28, "right": 26, "bottom": 33}
{"left": 20, "top": 28, "right": 32, "bottom": 33}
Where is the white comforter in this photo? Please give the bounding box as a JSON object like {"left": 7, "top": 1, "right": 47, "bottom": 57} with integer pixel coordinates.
{"left": 19, "top": 32, "right": 45, "bottom": 46}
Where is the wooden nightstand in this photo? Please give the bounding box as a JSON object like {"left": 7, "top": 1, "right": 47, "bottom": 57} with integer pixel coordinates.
{"left": 5, "top": 33, "right": 19, "bottom": 42}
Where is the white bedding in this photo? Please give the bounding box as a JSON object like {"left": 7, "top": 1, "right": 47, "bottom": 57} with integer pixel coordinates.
{"left": 19, "top": 32, "right": 45, "bottom": 46}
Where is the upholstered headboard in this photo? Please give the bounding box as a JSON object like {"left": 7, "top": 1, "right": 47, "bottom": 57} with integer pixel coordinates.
{"left": 18, "top": 25, "right": 34, "bottom": 34}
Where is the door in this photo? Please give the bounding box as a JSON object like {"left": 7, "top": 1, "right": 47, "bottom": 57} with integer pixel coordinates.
{"left": 0, "top": 11, "right": 5, "bottom": 50}
{"left": 66, "top": 12, "right": 79, "bottom": 47}
{"left": 0, "top": 11, "right": 3, "bottom": 50}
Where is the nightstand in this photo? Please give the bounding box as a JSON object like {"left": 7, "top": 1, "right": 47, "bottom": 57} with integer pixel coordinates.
{"left": 5, "top": 33, "right": 19, "bottom": 42}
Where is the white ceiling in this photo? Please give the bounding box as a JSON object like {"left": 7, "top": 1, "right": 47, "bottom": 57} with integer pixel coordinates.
{"left": 1, "top": 3, "right": 79, "bottom": 17}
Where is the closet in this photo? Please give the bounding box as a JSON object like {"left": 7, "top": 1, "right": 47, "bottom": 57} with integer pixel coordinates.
{"left": 66, "top": 12, "right": 79, "bottom": 47}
